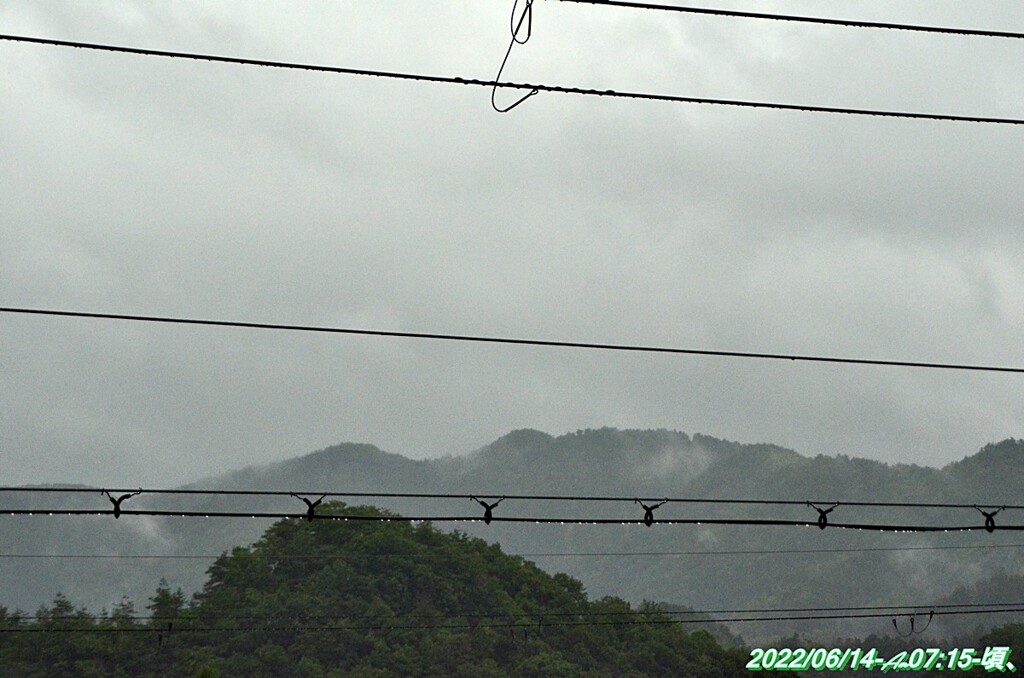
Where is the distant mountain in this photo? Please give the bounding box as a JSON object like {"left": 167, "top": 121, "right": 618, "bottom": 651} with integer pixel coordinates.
{"left": 944, "top": 439, "right": 1024, "bottom": 495}
{"left": 2, "top": 430, "right": 1021, "bottom": 644}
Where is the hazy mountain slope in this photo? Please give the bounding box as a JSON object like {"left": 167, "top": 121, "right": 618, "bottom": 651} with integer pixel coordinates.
{"left": 0, "top": 443, "right": 443, "bottom": 616}
{"left": 2, "top": 431, "right": 1021, "bottom": 645}
{"left": 943, "top": 438, "right": 1024, "bottom": 500}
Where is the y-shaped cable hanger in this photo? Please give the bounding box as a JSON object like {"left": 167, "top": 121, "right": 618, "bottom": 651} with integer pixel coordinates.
{"left": 291, "top": 493, "right": 326, "bottom": 522}
{"left": 492, "top": 0, "right": 538, "bottom": 111}
{"left": 635, "top": 498, "right": 669, "bottom": 526}
{"left": 101, "top": 489, "right": 142, "bottom": 519}
{"left": 892, "top": 610, "right": 935, "bottom": 637}
{"left": 471, "top": 496, "right": 505, "bottom": 524}
{"left": 808, "top": 502, "right": 839, "bottom": 530}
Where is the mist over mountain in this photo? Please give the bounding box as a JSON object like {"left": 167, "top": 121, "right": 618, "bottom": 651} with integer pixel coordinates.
{"left": 2, "top": 429, "right": 1021, "bottom": 644}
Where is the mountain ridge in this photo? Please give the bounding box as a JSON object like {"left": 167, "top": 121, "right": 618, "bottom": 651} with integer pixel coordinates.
{"left": 2, "top": 429, "right": 1021, "bottom": 644}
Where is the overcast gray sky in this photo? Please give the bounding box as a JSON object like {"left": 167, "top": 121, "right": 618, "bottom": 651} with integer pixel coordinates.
{"left": 2, "top": 0, "right": 1023, "bottom": 486}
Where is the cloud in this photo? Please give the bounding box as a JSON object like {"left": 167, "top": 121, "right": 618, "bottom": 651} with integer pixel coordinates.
{"left": 2, "top": 1, "right": 1022, "bottom": 485}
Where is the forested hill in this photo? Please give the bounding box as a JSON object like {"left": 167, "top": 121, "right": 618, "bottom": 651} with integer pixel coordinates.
{"left": 2, "top": 430, "right": 1021, "bottom": 642}
{"left": 0, "top": 502, "right": 748, "bottom": 677}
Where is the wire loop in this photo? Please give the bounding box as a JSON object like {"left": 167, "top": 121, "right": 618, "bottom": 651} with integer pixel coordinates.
{"left": 492, "top": 0, "right": 539, "bottom": 112}
{"left": 511, "top": 0, "right": 533, "bottom": 43}
{"left": 892, "top": 609, "right": 934, "bottom": 636}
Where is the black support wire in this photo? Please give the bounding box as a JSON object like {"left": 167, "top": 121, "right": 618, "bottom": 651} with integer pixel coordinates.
{"left": 3, "top": 543, "right": 1024, "bottom": 560}
{"left": 13, "top": 601, "right": 1023, "bottom": 624}
{"left": 3, "top": 484, "right": 1022, "bottom": 511}
{"left": 3, "top": 606, "right": 1024, "bottom": 633}
{"left": 4, "top": 307, "right": 1024, "bottom": 374}
{"left": 1, "top": 35, "right": 1023, "bottom": 124}
{"left": 558, "top": 0, "right": 1024, "bottom": 40}
{"left": 2, "top": 509, "right": 1023, "bottom": 533}
{"left": 4, "top": 485, "right": 1020, "bottom": 530}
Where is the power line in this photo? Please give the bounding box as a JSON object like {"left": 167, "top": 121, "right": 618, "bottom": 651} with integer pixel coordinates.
{"left": 4, "top": 606, "right": 1024, "bottom": 632}
{"left": 3, "top": 485, "right": 1022, "bottom": 511}
{"left": 2, "top": 508, "right": 1022, "bottom": 533}
{"left": 15, "top": 601, "right": 1023, "bottom": 623}
{"left": 559, "top": 0, "right": 1024, "bottom": 40}
{"left": 4, "top": 306, "right": 1024, "bottom": 374}
{"left": 3, "top": 543, "right": 1023, "bottom": 560}
{"left": 4, "top": 485, "right": 1019, "bottom": 530}
{"left": 1, "top": 35, "right": 1023, "bottom": 125}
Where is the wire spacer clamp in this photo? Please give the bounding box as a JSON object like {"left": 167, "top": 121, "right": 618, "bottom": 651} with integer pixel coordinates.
{"left": 291, "top": 493, "right": 326, "bottom": 522}
{"left": 635, "top": 498, "right": 668, "bottom": 527}
{"left": 975, "top": 505, "right": 1006, "bottom": 533}
{"left": 101, "top": 489, "right": 142, "bottom": 519}
{"left": 807, "top": 502, "right": 839, "bottom": 530}
{"left": 471, "top": 496, "right": 505, "bottom": 524}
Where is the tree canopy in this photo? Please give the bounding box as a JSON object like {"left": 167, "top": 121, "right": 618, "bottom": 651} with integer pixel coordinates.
{"left": 0, "top": 502, "right": 747, "bottom": 676}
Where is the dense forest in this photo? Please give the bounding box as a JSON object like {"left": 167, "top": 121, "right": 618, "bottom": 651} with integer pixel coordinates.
{"left": 0, "top": 502, "right": 749, "bottom": 676}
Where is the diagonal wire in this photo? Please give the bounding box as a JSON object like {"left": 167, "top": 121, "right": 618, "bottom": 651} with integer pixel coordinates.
{"left": 1, "top": 34, "right": 1023, "bottom": 124}
{"left": 558, "top": 0, "right": 1024, "bottom": 40}
{"left": 4, "top": 306, "right": 1024, "bottom": 374}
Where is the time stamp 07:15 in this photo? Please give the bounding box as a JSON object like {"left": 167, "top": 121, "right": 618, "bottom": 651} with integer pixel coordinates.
{"left": 746, "top": 646, "right": 1017, "bottom": 672}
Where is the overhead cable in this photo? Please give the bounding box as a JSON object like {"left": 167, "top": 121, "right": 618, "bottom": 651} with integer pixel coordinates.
{"left": 3, "top": 484, "right": 1022, "bottom": 511}
{"left": 4, "top": 606, "right": 1024, "bottom": 632}
{"left": 558, "top": 0, "right": 1024, "bottom": 40}
{"left": 3, "top": 306, "right": 1024, "bottom": 374}
{"left": 4, "top": 485, "right": 1020, "bottom": 532}
{"left": 4, "top": 484, "right": 1023, "bottom": 511}
{"left": 13, "top": 601, "right": 1023, "bottom": 623}
{"left": 1, "top": 35, "right": 1023, "bottom": 124}
{"left": 3, "top": 543, "right": 1024, "bottom": 560}
{"left": 3, "top": 508, "right": 1023, "bottom": 533}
